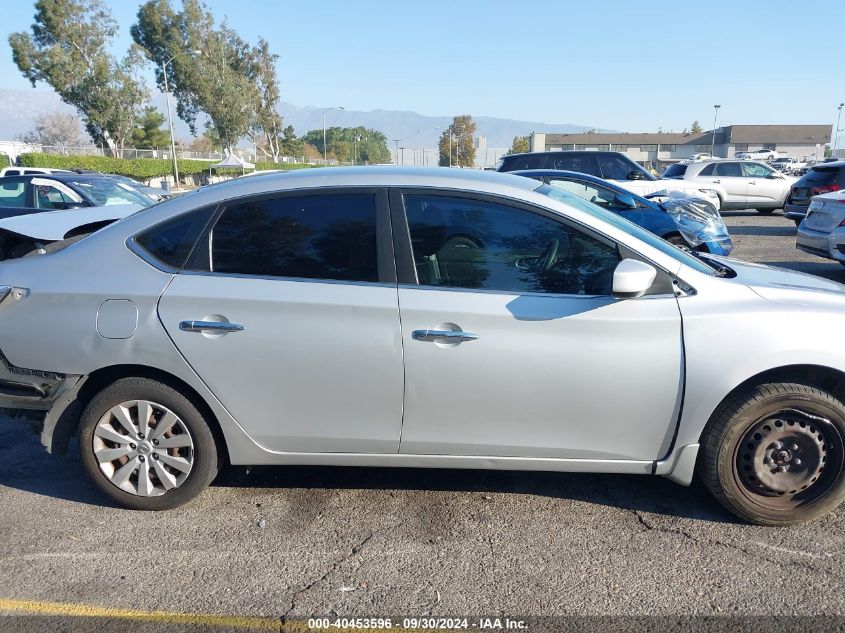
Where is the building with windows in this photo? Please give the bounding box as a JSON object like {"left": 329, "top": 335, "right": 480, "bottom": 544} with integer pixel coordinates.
{"left": 530, "top": 125, "right": 831, "bottom": 168}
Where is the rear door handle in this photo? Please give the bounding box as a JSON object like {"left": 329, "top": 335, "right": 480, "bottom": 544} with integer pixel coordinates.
{"left": 749, "top": 181, "right": 756, "bottom": 185}
{"left": 179, "top": 320, "right": 245, "bottom": 333}
{"left": 412, "top": 329, "right": 479, "bottom": 343}
{"left": 712, "top": 179, "right": 720, "bottom": 183}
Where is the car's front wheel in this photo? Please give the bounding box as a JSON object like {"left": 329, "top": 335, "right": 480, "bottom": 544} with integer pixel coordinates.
{"left": 756, "top": 208, "right": 776, "bottom": 215}
{"left": 79, "top": 377, "right": 220, "bottom": 510}
{"left": 699, "top": 382, "right": 845, "bottom": 526}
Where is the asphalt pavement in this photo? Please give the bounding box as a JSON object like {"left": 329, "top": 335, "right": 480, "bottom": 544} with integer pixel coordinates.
{"left": 1, "top": 210, "right": 844, "bottom": 627}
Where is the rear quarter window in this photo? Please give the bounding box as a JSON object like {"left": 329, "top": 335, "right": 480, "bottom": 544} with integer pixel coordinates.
{"left": 133, "top": 207, "right": 216, "bottom": 269}
{"left": 662, "top": 164, "right": 687, "bottom": 178}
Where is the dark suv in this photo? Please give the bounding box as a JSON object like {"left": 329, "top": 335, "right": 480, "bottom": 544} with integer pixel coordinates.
{"left": 497, "top": 150, "right": 653, "bottom": 181}
{"left": 784, "top": 161, "right": 845, "bottom": 225}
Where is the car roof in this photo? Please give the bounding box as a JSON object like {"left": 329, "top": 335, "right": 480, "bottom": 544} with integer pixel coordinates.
{"left": 503, "top": 150, "right": 618, "bottom": 158}
{"left": 0, "top": 173, "right": 118, "bottom": 183}
{"left": 511, "top": 169, "right": 656, "bottom": 204}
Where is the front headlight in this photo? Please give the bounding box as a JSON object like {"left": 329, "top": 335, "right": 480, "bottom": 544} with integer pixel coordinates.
{"left": 697, "top": 188, "right": 719, "bottom": 199}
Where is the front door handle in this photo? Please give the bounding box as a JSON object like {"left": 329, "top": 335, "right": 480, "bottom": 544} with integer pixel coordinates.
{"left": 748, "top": 181, "right": 756, "bottom": 185}
{"left": 712, "top": 179, "right": 721, "bottom": 183}
{"left": 412, "top": 329, "right": 479, "bottom": 343}
{"left": 179, "top": 320, "right": 245, "bottom": 333}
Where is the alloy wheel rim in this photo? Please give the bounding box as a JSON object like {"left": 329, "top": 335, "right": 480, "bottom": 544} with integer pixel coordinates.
{"left": 735, "top": 408, "right": 843, "bottom": 510}
{"left": 92, "top": 400, "right": 194, "bottom": 497}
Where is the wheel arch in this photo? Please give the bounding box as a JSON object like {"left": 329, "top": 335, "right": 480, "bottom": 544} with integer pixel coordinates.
{"left": 44, "top": 363, "right": 229, "bottom": 464}
{"left": 699, "top": 364, "right": 845, "bottom": 443}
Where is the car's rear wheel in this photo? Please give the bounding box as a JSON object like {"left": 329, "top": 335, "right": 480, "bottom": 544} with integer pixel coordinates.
{"left": 79, "top": 377, "right": 219, "bottom": 510}
{"left": 699, "top": 382, "right": 845, "bottom": 526}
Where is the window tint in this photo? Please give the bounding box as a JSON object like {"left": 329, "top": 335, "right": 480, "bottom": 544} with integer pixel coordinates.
{"left": 548, "top": 153, "right": 599, "bottom": 175}
{"left": 662, "top": 164, "right": 687, "bottom": 178}
{"left": 135, "top": 207, "right": 215, "bottom": 269}
{"left": 744, "top": 162, "right": 774, "bottom": 177}
{"left": 209, "top": 194, "right": 378, "bottom": 282}
{"left": 0, "top": 180, "right": 26, "bottom": 207}
{"left": 4, "top": 170, "right": 20, "bottom": 176}
{"left": 797, "top": 167, "right": 842, "bottom": 187}
{"left": 698, "top": 163, "right": 716, "bottom": 176}
{"left": 547, "top": 178, "right": 643, "bottom": 210}
{"left": 499, "top": 155, "right": 545, "bottom": 171}
{"left": 404, "top": 194, "right": 619, "bottom": 296}
{"left": 715, "top": 162, "right": 742, "bottom": 177}
{"left": 597, "top": 154, "right": 642, "bottom": 180}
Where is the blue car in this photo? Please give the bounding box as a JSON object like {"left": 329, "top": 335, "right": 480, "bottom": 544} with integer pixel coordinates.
{"left": 513, "top": 169, "right": 733, "bottom": 256}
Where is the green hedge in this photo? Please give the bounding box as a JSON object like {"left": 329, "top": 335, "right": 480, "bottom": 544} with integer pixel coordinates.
{"left": 17, "top": 153, "right": 315, "bottom": 182}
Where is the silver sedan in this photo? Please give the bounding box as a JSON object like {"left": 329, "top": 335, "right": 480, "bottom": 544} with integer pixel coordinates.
{"left": 2, "top": 167, "right": 844, "bottom": 525}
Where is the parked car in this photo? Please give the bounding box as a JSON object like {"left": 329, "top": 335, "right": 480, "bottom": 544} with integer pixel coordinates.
{"left": 795, "top": 189, "right": 845, "bottom": 264}
{"left": 0, "top": 203, "right": 142, "bottom": 261}
{"left": 664, "top": 159, "right": 795, "bottom": 213}
{"left": 0, "top": 173, "right": 153, "bottom": 212}
{"left": 512, "top": 169, "right": 732, "bottom": 255}
{"left": 736, "top": 149, "right": 779, "bottom": 161}
{"left": 783, "top": 161, "right": 845, "bottom": 225}
{"left": 0, "top": 167, "right": 73, "bottom": 177}
{"left": 3, "top": 167, "right": 845, "bottom": 526}
{"left": 772, "top": 157, "right": 803, "bottom": 174}
{"left": 103, "top": 174, "right": 171, "bottom": 202}
{"left": 497, "top": 151, "right": 723, "bottom": 210}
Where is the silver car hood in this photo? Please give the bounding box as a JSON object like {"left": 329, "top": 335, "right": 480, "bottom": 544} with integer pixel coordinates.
{"left": 0, "top": 204, "right": 142, "bottom": 241}
{"left": 711, "top": 257, "right": 845, "bottom": 300}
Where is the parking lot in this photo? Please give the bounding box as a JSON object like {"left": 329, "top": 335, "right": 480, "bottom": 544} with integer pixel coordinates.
{"left": 1, "top": 209, "right": 845, "bottom": 624}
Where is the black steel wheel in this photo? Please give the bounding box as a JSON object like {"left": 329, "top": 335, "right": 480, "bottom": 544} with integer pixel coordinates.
{"left": 699, "top": 382, "right": 845, "bottom": 526}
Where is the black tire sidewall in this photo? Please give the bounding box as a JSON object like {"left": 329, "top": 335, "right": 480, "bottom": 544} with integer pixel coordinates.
{"left": 79, "top": 377, "right": 218, "bottom": 510}
{"left": 707, "top": 385, "right": 845, "bottom": 526}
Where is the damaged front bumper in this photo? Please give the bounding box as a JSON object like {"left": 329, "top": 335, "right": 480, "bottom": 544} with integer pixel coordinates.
{"left": 0, "top": 349, "right": 84, "bottom": 452}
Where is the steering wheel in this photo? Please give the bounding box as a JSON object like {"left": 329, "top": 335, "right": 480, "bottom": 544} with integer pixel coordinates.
{"left": 534, "top": 238, "right": 560, "bottom": 272}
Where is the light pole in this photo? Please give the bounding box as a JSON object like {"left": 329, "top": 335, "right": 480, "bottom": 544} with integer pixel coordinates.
{"left": 392, "top": 139, "right": 400, "bottom": 165}
{"left": 322, "top": 106, "right": 344, "bottom": 162}
{"left": 834, "top": 103, "right": 844, "bottom": 156}
{"left": 711, "top": 104, "right": 721, "bottom": 157}
{"left": 416, "top": 129, "right": 421, "bottom": 166}
{"left": 160, "top": 50, "right": 201, "bottom": 188}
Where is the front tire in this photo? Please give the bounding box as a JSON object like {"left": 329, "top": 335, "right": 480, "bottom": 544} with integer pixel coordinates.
{"left": 756, "top": 208, "right": 776, "bottom": 215}
{"left": 79, "top": 377, "right": 219, "bottom": 510}
{"left": 699, "top": 382, "right": 845, "bottom": 526}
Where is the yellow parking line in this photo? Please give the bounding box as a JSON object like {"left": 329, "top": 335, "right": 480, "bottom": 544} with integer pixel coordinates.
{"left": 0, "top": 598, "right": 281, "bottom": 630}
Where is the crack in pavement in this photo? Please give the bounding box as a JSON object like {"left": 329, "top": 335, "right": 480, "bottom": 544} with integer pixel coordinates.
{"left": 281, "top": 519, "right": 407, "bottom": 618}
{"left": 632, "top": 510, "right": 832, "bottom": 574}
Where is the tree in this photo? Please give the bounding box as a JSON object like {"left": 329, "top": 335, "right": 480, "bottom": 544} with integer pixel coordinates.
{"left": 131, "top": 0, "right": 267, "bottom": 155}
{"left": 690, "top": 121, "right": 703, "bottom": 134}
{"left": 279, "top": 125, "right": 305, "bottom": 157}
{"left": 507, "top": 135, "right": 530, "bottom": 155}
{"left": 301, "top": 126, "right": 391, "bottom": 164}
{"left": 131, "top": 106, "right": 170, "bottom": 148}
{"left": 9, "top": 0, "right": 150, "bottom": 155}
{"left": 249, "top": 38, "right": 283, "bottom": 162}
{"left": 438, "top": 115, "right": 476, "bottom": 167}
{"left": 18, "top": 113, "right": 83, "bottom": 152}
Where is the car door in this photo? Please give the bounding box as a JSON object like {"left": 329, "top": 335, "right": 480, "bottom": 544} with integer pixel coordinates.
{"left": 156, "top": 188, "right": 405, "bottom": 454}
{"left": 743, "top": 162, "right": 784, "bottom": 206}
{"left": 392, "top": 189, "right": 684, "bottom": 461}
{"left": 710, "top": 162, "right": 747, "bottom": 205}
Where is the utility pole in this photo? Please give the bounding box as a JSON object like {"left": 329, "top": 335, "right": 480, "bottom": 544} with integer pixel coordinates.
{"left": 711, "top": 104, "right": 721, "bottom": 157}
{"left": 834, "top": 103, "right": 844, "bottom": 156}
{"left": 392, "top": 139, "right": 400, "bottom": 165}
{"left": 160, "top": 50, "right": 201, "bottom": 188}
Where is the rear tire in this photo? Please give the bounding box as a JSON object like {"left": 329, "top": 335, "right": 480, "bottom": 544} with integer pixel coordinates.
{"left": 79, "top": 377, "right": 219, "bottom": 510}
{"left": 698, "top": 382, "right": 845, "bottom": 526}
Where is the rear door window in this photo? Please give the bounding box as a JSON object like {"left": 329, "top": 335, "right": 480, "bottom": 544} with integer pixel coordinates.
{"left": 206, "top": 193, "right": 379, "bottom": 282}
{"left": 547, "top": 153, "right": 600, "bottom": 175}
{"left": 715, "top": 162, "right": 742, "bottom": 177}
{"left": 698, "top": 164, "right": 716, "bottom": 176}
{"left": 499, "top": 155, "right": 546, "bottom": 171}
{"left": 597, "top": 154, "right": 642, "bottom": 180}
{"left": 662, "top": 164, "right": 687, "bottom": 178}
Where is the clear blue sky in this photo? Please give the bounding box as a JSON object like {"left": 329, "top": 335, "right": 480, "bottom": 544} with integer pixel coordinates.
{"left": 3, "top": 0, "right": 844, "bottom": 135}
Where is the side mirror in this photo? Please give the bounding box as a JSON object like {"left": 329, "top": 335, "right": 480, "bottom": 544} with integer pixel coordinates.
{"left": 627, "top": 169, "right": 648, "bottom": 181}
{"left": 612, "top": 259, "right": 657, "bottom": 299}
{"left": 613, "top": 192, "right": 637, "bottom": 209}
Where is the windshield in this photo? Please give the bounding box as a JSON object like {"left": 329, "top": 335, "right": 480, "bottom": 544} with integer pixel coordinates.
{"left": 70, "top": 178, "right": 152, "bottom": 207}
{"left": 535, "top": 184, "right": 719, "bottom": 276}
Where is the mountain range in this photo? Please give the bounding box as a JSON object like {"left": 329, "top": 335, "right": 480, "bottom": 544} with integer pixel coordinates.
{"left": 0, "top": 88, "right": 605, "bottom": 148}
